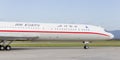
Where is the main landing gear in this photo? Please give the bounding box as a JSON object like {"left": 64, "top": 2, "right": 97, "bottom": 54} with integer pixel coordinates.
{"left": 0, "top": 40, "right": 13, "bottom": 50}
{"left": 83, "top": 41, "right": 90, "bottom": 49}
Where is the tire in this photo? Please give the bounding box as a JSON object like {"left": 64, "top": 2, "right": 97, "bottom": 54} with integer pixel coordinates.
{"left": 0, "top": 45, "right": 5, "bottom": 50}
{"left": 84, "top": 45, "right": 89, "bottom": 49}
{"left": 5, "top": 45, "right": 11, "bottom": 50}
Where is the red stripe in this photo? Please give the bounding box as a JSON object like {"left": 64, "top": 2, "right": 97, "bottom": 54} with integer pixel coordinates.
{"left": 0, "top": 30, "right": 109, "bottom": 37}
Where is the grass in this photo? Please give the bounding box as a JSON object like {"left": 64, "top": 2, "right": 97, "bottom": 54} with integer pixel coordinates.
{"left": 10, "top": 40, "right": 120, "bottom": 47}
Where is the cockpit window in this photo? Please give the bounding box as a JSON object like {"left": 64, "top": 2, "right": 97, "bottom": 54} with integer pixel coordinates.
{"left": 104, "top": 29, "right": 108, "bottom": 32}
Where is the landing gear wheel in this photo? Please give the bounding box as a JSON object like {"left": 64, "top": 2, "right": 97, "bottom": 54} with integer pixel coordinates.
{"left": 83, "top": 41, "right": 90, "bottom": 49}
{"left": 5, "top": 45, "right": 11, "bottom": 50}
{"left": 0, "top": 45, "right": 5, "bottom": 50}
{"left": 84, "top": 45, "right": 89, "bottom": 49}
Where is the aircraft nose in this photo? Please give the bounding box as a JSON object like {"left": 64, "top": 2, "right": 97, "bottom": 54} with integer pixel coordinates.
{"left": 108, "top": 33, "right": 114, "bottom": 39}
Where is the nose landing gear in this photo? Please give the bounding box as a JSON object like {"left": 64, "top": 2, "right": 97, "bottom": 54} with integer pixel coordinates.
{"left": 83, "top": 41, "right": 90, "bottom": 49}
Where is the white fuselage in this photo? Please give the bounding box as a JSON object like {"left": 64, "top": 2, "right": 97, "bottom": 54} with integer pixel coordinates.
{"left": 0, "top": 22, "right": 114, "bottom": 41}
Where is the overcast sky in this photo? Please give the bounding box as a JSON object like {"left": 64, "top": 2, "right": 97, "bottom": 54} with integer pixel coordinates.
{"left": 0, "top": 0, "right": 120, "bottom": 30}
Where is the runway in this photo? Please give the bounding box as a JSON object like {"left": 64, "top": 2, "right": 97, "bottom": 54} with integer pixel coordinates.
{"left": 0, "top": 47, "right": 120, "bottom": 60}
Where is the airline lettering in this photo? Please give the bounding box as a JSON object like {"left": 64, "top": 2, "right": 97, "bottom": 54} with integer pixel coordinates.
{"left": 15, "top": 23, "right": 40, "bottom": 27}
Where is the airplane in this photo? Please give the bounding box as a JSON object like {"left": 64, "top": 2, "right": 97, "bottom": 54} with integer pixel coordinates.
{"left": 0, "top": 22, "right": 114, "bottom": 50}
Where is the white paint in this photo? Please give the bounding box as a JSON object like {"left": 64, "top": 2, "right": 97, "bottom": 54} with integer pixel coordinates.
{"left": 0, "top": 22, "right": 114, "bottom": 41}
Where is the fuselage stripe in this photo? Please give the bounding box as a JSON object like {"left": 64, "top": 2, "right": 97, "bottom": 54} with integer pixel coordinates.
{"left": 0, "top": 30, "right": 109, "bottom": 37}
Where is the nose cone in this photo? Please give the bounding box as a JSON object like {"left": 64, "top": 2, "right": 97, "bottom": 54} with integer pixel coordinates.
{"left": 108, "top": 33, "right": 114, "bottom": 39}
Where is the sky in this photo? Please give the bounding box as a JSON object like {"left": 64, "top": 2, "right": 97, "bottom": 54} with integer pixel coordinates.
{"left": 0, "top": 0, "right": 120, "bottom": 30}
